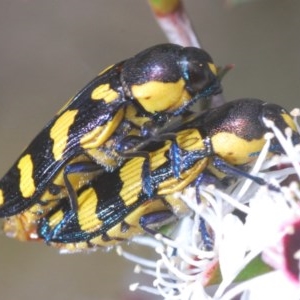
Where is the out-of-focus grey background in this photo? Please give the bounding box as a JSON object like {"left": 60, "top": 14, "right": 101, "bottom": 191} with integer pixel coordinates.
{"left": 0, "top": 1, "right": 299, "bottom": 299}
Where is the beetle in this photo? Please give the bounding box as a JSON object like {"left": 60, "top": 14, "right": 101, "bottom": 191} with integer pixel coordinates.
{"left": 0, "top": 43, "right": 221, "bottom": 218}
{"left": 12, "top": 98, "right": 297, "bottom": 251}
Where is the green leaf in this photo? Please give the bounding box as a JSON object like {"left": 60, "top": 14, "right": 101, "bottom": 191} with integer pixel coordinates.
{"left": 235, "top": 255, "right": 273, "bottom": 282}
{"left": 205, "top": 255, "right": 273, "bottom": 287}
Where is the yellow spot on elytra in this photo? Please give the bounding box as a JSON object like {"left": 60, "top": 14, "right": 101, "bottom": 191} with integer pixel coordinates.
{"left": 131, "top": 79, "right": 191, "bottom": 113}
{"left": 119, "top": 158, "right": 144, "bottom": 206}
{"left": 50, "top": 110, "right": 78, "bottom": 160}
{"left": 17, "top": 154, "right": 36, "bottom": 198}
{"left": 0, "top": 189, "right": 4, "bottom": 205}
{"left": 208, "top": 62, "right": 217, "bottom": 76}
{"left": 147, "top": 143, "right": 170, "bottom": 172}
{"left": 80, "top": 108, "right": 124, "bottom": 149}
{"left": 157, "top": 158, "right": 208, "bottom": 195}
{"left": 123, "top": 198, "right": 167, "bottom": 232}
{"left": 91, "top": 84, "right": 119, "bottom": 103}
{"left": 282, "top": 113, "right": 297, "bottom": 132}
{"left": 77, "top": 187, "right": 103, "bottom": 233}
{"left": 175, "top": 129, "right": 204, "bottom": 152}
{"left": 89, "top": 199, "right": 171, "bottom": 247}
{"left": 118, "top": 132, "right": 206, "bottom": 206}
{"left": 48, "top": 210, "right": 64, "bottom": 230}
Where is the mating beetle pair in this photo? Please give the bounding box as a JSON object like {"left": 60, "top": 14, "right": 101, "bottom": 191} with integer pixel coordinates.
{"left": 0, "top": 43, "right": 221, "bottom": 218}
{"left": 3, "top": 97, "right": 300, "bottom": 250}
{"left": 1, "top": 44, "right": 299, "bottom": 251}
{"left": 36, "top": 98, "right": 300, "bottom": 250}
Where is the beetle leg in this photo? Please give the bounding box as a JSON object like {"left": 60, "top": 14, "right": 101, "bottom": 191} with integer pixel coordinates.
{"left": 116, "top": 131, "right": 177, "bottom": 153}
{"left": 169, "top": 140, "right": 183, "bottom": 179}
{"left": 193, "top": 173, "right": 206, "bottom": 204}
{"left": 210, "top": 156, "right": 284, "bottom": 192}
{"left": 139, "top": 210, "right": 176, "bottom": 236}
{"left": 191, "top": 173, "right": 214, "bottom": 250}
{"left": 212, "top": 156, "right": 266, "bottom": 185}
{"left": 193, "top": 171, "right": 231, "bottom": 203}
{"left": 63, "top": 162, "right": 102, "bottom": 211}
{"left": 199, "top": 217, "right": 213, "bottom": 251}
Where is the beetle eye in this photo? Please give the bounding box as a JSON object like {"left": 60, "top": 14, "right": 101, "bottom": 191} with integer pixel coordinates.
{"left": 184, "top": 61, "right": 215, "bottom": 95}
{"left": 179, "top": 47, "right": 222, "bottom": 97}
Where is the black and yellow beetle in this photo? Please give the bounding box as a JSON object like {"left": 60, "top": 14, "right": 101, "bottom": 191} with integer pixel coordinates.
{"left": 16, "top": 98, "right": 297, "bottom": 251}
{"left": 0, "top": 43, "right": 221, "bottom": 218}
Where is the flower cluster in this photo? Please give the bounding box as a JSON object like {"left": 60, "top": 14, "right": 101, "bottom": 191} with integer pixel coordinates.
{"left": 118, "top": 109, "right": 300, "bottom": 299}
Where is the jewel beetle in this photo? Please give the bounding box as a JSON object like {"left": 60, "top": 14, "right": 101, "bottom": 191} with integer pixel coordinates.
{"left": 10, "top": 98, "right": 298, "bottom": 250}
{"left": 0, "top": 43, "right": 221, "bottom": 218}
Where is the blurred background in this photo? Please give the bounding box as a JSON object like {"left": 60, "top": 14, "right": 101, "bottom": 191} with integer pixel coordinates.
{"left": 0, "top": 1, "right": 299, "bottom": 299}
